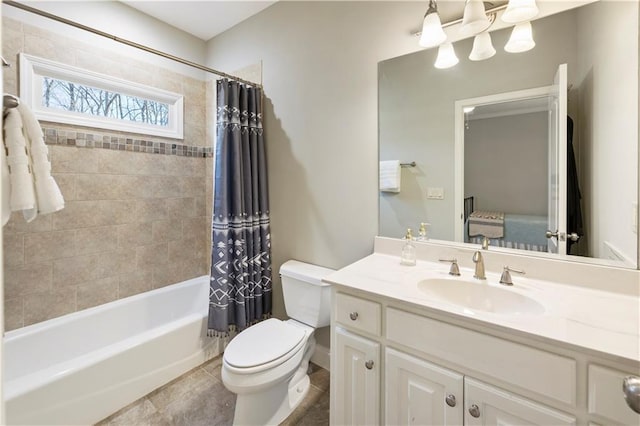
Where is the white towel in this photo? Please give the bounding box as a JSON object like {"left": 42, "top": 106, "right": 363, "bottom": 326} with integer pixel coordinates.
{"left": 380, "top": 160, "right": 401, "bottom": 193}
{"left": 18, "top": 103, "right": 65, "bottom": 216}
{"left": 1, "top": 135, "right": 10, "bottom": 226}
{"left": 2, "top": 103, "right": 64, "bottom": 225}
{"left": 3, "top": 109, "right": 37, "bottom": 220}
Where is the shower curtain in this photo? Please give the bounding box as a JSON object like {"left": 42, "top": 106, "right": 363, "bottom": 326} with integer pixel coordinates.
{"left": 208, "top": 79, "right": 272, "bottom": 336}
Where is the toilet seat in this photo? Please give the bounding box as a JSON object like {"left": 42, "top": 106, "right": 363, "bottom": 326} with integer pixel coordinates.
{"left": 223, "top": 319, "right": 309, "bottom": 375}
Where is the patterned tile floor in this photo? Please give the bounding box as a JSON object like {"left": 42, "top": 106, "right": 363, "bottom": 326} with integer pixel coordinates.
{"left": 96, "top": 356, "right": 330, "bottom": 426}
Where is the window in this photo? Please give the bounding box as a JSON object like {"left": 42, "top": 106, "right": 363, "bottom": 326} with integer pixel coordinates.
{"left": 20, "top": 53, "right": 184, "bottom": 139}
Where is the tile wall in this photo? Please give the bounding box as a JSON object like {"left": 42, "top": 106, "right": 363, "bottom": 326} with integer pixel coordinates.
{"left": 2, "top": 17, "right": 214, "bottom": 330}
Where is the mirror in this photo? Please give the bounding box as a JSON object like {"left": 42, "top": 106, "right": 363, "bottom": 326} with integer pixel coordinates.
{"left": 379, "top": 0, "right": 639, "bottom": 269}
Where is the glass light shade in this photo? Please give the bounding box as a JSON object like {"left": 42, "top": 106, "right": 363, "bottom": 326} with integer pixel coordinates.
{"left": 469, "top": 32, "right": 496, "bottom": 61}
{"left": 504, "top": 21, "right": 535, "bottom": 53}
{"left": 502, "top": 0, "right": 539, "bottom": 23}
{"left": 461, "top": 0, "right": 491, "bottom": 36}
{"left": 434, "top": 43, "right": 459, "bottom": 69}
{"left": 419, "top": 12, "right": 447, "bottom": 48}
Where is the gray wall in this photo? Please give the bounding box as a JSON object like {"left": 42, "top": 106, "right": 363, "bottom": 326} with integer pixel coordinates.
{"left": 379, "top": 9, "right": 579, "bottom": 240}
{"left": 576, "top": 0, "right": 638, "bottom": 263}
{"left": 205, "top": 1, "right": 430, "bottom": 324}
{"left": 465, "top": 112, "right": 548, "bottom": 216}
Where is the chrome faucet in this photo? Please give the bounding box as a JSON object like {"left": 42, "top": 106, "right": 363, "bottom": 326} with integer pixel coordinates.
{"left": 472, "top": 251, "right": 486, "bottom": 280}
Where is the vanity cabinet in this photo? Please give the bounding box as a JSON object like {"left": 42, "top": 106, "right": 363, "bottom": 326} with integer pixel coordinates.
{"left": 384, "top": 347, "right": 574, "bottom": 426}
{"left": 385, "top": 348, "right": 463, "bottom": 425}
{"left": 333, "top": 327, "right": 380, "bottom": 425}
{"left": 330, "top": 288, "right": 639, "bottom": 426}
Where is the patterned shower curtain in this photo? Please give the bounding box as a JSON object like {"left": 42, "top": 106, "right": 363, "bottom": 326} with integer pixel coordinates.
{"left": 208, "top": 79, "right": 272, "bottom": 336}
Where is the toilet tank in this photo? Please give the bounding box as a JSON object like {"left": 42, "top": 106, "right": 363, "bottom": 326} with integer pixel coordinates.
{"left": 280, "top": 260, "right": 334, "bottom": 328}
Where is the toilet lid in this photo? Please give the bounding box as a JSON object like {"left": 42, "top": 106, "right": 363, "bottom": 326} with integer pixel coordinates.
{"left": 224, "top": 318, "right": 306, "bottom": 369}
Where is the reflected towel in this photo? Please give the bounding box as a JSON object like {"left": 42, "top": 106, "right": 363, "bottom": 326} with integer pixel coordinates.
{"left": 468, "top": 210, "right": 505, "bottom": 238}
{"left": 380, "top": 160, "right": 401, "bottom": 193}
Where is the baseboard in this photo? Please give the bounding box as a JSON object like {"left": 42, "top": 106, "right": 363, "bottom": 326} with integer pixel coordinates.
{"left": 311, "top": 343, "right": 330, "bottom": 371}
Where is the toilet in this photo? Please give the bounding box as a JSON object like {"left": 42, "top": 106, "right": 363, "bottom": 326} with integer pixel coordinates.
{"left": 221, "top": 260, "right": 333, "bottom": 426}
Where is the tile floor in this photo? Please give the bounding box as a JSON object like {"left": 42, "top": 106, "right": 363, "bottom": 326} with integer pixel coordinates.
{"left": 96, "top": 356, "right": 330, "bottom": 426}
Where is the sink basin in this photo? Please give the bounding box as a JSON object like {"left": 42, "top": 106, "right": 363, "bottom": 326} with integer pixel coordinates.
{"left": 417, "top": 278, "right": 545, "bottom": 315}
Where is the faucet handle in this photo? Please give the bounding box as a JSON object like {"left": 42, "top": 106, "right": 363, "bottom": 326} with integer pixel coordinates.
{"left": 439, "top": 258, "right": 461, "bottom": 276}
{"left": 499, "top": 266, "right": 525, "bottom": 286}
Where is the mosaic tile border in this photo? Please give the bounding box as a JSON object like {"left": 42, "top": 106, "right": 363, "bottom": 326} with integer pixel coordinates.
{"left": 42, "top": 127, "right": 213, "bottom": 158}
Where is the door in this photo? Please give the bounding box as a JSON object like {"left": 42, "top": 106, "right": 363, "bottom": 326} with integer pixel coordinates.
{"left": 464, "top": 378, "right": 576, "bottom": 425}
{"left": 547, "top": 63, "right": 568, "bottom": 254}
{"left": 333, "top": 327, "right": 380, "bottom": 425}
{"left": 385, "top": 348, "right": 464, "bottom": 425}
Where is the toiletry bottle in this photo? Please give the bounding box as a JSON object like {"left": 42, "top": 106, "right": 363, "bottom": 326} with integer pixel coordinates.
{"left": 417, "top": 222, "right": 430, "bottom": 241}
{"left": 401, "top": 228, "right": 417, "bottom": 266}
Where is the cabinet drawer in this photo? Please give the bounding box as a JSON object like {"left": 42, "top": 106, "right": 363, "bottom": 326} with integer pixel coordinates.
{"left": 588, "top": 364, "right": 640, "bottom": 425}
{"left": 387, "top": 307, "right": 576, "bottom": 406}
{"left": 335, "top": 292, "right": 381, "bottom": 336}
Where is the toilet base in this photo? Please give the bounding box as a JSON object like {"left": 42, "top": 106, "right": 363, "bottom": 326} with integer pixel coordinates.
{"left": 231, "top": 335, "right": 315, "bottom": 425}
{"left": 231, "top": 364, "right": 312, "bottom": 426}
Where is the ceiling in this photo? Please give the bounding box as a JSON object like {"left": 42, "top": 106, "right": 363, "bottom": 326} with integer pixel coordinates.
{"left": 119, "top": 1, "right": 506, "bottom": 44}
{"left": 121, "top": 1, "right": 278, "bottom": 41}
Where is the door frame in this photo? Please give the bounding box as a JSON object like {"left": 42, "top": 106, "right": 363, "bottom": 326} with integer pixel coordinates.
{"left": 453, "top": 86, "right": 553, "bottom": 242}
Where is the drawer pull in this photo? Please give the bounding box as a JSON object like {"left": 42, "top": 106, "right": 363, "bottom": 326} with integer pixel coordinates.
{"left": 623, "top": 376, "right": 640, "bottom": 414}
{"left": 445, "top": 394, "right": 456, "bottom": 407}
{"left": 468, "top": 404, "right": 480, "bottom": 418}
{"left": 349, "top": 312, "right": 359, "bottom": 321}
{"left": 365, "top": 360, "right": 374, "bottom": 370}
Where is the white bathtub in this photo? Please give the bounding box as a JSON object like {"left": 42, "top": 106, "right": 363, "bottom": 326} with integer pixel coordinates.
{"left": 3, "top": 275, "right": 219, "bottom": 425}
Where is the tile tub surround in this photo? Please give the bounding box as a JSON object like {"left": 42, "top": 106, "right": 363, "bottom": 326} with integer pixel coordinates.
{"left": 2, "top": 15, "right": 216, "bottom": 331}
{"left": 3, "top": 147, "right": 211, "bottom": 330}
{"left": 96, "top": 357, "right": 331, "bottom": 426}
{"left": 42, "top": 126, "right": 214, "bottom": 158}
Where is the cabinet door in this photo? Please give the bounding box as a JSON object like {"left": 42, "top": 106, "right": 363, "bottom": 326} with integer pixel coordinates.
{"left": 385, "top": 348, "right": 464, "bottom": 425}
{"left": 465, "top": 378, "right": 576, "bottom": 426}
{"left": 333, "top": 327, "right": 380, "bottom": 425}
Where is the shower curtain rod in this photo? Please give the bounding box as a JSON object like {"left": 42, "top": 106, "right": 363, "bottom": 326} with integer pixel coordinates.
{"left": 2, "top": 0, "right": 262, "bottom": 88}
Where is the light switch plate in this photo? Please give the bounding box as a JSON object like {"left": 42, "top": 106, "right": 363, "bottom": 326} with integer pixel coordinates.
{"left": 427, "top": 187, "right": 444, "bottom": 200}
{"left": 633, "top": 203, "right": 638, "bottom": 234}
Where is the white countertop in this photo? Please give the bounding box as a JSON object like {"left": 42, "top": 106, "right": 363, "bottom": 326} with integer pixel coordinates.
{"left": 324, "top": 252, "right": 640, "bottom": 364}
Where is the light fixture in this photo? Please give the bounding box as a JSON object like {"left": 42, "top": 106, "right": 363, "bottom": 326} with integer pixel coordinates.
{"left": 504, "top": 21, "right": 535, "bottom": 53}
{"left": 419, "top": 0, "right": 447, "bottom": 48}
{"left": 461, "top": 0, "right": 491, "bottom": 37}
{"left": 469, "top": 31, "right": 496, "bottom": 61}
{"left": 501, "top": 0, "right": 539, "bottom": 23}
{"left": 434, "top": 43, "right": 459, "bottom": 69}
{"left": 463, "top": 106, "right": 476, "bottom": 113}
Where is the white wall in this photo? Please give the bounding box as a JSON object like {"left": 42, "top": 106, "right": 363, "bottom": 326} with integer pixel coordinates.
{"left": 465, "top": 112, "right": 548, "bottom": 216}
{"left": 576, "top": 0, "right": 638, "bottom": 263}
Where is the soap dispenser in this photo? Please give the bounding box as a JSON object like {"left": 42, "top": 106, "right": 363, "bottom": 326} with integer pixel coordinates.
{"left": 400, "top": 228, "right": 417, "bottom": 266}
{"left": 417, "top": 222, "right": 430, "bottom": 241}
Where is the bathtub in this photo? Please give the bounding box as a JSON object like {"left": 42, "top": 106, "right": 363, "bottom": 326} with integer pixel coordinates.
{"left": 4, "top": 275, "right": 220, "bottom": 425}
